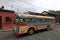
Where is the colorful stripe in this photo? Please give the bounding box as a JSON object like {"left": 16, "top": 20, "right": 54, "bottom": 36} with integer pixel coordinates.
{"left": 19, "top": 24, "right": 27, "bottom": 26}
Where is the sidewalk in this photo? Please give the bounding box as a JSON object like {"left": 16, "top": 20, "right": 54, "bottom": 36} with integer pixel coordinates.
{"left": 0, "top": 28, "right": 13, "bottom": 32}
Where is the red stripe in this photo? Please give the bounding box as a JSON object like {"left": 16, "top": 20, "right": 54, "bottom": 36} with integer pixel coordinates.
{"left": 20, "top": 24, "right": 27, "bottom": 26}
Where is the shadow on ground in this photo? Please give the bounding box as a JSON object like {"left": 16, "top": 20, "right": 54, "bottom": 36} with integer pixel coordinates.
{"left": 16, "top": 29, "right": 51, "bottom": 38}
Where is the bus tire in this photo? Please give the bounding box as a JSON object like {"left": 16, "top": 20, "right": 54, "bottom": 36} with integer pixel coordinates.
{"left": 28, "top": 28, "right": 35, "bottom": 35}
{"left": 46, "top": 25, "right": 50, "bottom": 31}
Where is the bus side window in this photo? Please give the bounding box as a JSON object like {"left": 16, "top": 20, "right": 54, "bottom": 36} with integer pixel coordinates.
{"left": 28, "top": 18, "right": 32, "bottom": 22}
{"left": 51, "top": 19, "right": 55, "bottom": 22}
{"left": 43, "top": 18, "right": 48, "bottom": 22}
{"left": 48, "top": 19, "right": 54, "bottom": 22}
{"left": 40, "top": 19, "right": 43, "bottom": 22}
{"left": 48, "top": 19, "right": 50, "bottom": 22}
{"left": 42, "top": 18, "right": 46, "bottom": 22}
{"left": 25, "top": 18, "right": 29, "bottom": 22}
{"left": 37, "top": 19, "right": 40, "bottom": 22}
{"left": 24, "top": 18, "right": 32, "bottom": 23}
{"left": 32, "top": 18, "right": 36, "bottom": 22}
{"left": 39, "top": 18, "right": 47, "bottom": 22}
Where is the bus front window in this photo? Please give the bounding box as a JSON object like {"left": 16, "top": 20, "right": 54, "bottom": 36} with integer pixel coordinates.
{"left": 20, "top": 18, "right": 23, "bottom": 23}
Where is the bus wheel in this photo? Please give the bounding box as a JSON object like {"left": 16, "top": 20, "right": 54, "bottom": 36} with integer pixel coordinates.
{"left": 28, "top": 28, "right": 35, "bottom": 35}
{"left": 46, "top": 25, "right": 50, "bottom": 31}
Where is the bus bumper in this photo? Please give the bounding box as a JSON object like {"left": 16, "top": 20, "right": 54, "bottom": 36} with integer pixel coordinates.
{"left": 13, "top": 32, "right": 19, "bottom": 37}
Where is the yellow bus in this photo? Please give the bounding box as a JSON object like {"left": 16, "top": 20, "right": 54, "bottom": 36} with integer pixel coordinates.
{"left": 13, "top": 14, "right": 56, "bottom": 37}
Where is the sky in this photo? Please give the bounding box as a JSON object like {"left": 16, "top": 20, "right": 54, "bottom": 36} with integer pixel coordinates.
{"left": 0, "top": 0, "right": 60, "bottom": 13}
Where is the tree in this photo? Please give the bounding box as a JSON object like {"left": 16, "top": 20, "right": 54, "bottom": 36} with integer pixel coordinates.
{"left": 48, "top": 10, "right": 60, "bottom": 15}
{"left": 48, "top": 10, "right": 60, "bottom": 23}
{"left": 0, "top": 6, "right": 4, "bottom": 10}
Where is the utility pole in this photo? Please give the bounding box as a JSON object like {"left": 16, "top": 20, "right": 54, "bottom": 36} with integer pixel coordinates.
{"left": 11, "top": 5, "right": 13, "bottom": 10}
{"left": 17, "top": 7, "right": 19, "bottom": 14}
{"left": 57, "top": 16, "right": 59, "bottom": 24}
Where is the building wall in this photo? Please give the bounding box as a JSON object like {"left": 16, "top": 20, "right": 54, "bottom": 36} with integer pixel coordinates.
{"left": 0, "top": 11, "right": 16, "bottom": 29}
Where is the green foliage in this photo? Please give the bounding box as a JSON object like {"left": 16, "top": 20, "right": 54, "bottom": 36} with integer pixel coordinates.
{"left": 0, "top": 8, "right": 3, "bottom": 10}
{"left": 48, "top": 10, "right": 60, "bottom": 23}
{"left": 55, "top": 11, "right": 60, "bottom": 15}
{"left": 48, "top": 10, "right": 60, "bottom": 15}
{"left": 0, "top": 6, "right": 4, "bottom": 10}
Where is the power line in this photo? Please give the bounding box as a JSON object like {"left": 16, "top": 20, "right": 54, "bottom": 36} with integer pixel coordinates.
{"left": 19, "top": 0, "right": 49, "bottom": 10}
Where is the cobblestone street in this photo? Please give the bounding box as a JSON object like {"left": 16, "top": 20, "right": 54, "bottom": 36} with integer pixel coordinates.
{"left": 0, "top": 24, "right": 60, "bottom": 40}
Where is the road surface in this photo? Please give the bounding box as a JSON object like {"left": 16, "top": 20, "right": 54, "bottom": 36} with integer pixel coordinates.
{"left": 0, "top": 24, "right": 60, "bottom": 40}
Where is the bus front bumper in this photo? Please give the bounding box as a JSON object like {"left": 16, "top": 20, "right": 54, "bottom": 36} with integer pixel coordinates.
{"left": 13, "top": 32, "right": 19, "bottom": 37}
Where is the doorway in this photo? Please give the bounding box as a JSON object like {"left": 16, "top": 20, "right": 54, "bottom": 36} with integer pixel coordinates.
{"left": 0, "top": 16, "right": 2, "bottom": 29}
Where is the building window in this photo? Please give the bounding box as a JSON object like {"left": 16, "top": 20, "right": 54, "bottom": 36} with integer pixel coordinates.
{"left": 6, "top": 17, "right": 12, "bottom": 22}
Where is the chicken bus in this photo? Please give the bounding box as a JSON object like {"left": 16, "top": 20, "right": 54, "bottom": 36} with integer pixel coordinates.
{"left": 13, "top": 14, "right": 56, "bottom": 37}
